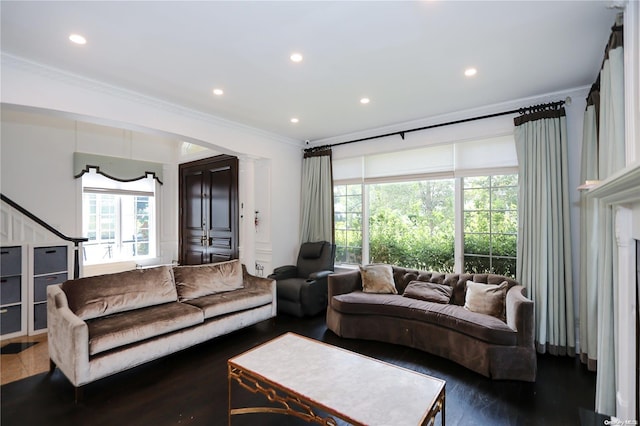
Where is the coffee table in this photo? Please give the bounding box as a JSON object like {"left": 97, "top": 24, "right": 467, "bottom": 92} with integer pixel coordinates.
{"left": 228, "top": 332, "right": 445, "bottom": 425}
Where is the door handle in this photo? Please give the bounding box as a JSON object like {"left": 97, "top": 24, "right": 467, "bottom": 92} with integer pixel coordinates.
{"left": 201, "top": 223, "right": 208, "bottom": 247}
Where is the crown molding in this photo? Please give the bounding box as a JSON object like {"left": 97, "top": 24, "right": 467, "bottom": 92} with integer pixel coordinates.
{"left": 1, "top": 53, "right": 302, "bottom": 149}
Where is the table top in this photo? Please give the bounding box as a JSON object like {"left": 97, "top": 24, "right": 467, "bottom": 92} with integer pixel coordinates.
{"left": 228, "top": 332, "right": 445, "bottom": 425}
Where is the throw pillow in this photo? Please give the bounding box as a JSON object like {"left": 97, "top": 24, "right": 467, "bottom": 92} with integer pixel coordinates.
{"left": 464, "top": 280, "right": 508, "bottom": 321}
{"left": 403, "top": 281, "right": 452, "bottom": 304}
{"left": 174, "top": 259, "right": 244, "bottom": 301}
{"left": 360, "top": 264, "right": 397, "bottom": 294}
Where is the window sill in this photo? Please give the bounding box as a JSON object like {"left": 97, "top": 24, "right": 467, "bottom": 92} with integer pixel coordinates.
{"left": 83, "top": 261, "right": 138, "bottom": 277}
{"left": 334, "top": 264, "right": 360, "bottom": 273}
{"left": 82, "top": 257, "right": 163, "bottom": 277}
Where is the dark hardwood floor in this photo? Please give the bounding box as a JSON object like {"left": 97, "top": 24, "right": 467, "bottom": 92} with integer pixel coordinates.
{"left": 1, "top": 314, "right": 596, "bottom": 426}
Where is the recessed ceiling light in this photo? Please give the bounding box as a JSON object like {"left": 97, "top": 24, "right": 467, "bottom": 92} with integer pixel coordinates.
{"left": 360, "top": 98, "right": 370, "bottom": 104}
{"left": 212, "top": 88, "right": 224, "bottom": 96}
{"left": 464, "top": 67, "right": 477, "bottom": 77}
{"left": 290, "top": 118, "right": 299, "bottom": 124}
{"left": 290, "top": 53, "right": 303, "bottom": 63}
{"left": 69, "top": 34, "right": 87, "bottom": 45}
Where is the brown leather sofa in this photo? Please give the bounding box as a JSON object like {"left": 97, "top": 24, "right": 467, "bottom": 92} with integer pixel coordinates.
{"left": 326, "top": 265, "right": 536, "bottom": 382}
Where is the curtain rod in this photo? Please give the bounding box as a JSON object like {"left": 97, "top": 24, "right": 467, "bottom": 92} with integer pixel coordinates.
{"left": 304, "top": 98, "right": 568, "bottom": 154}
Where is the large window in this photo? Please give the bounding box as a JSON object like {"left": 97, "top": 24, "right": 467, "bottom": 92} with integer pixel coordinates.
{"left": 332, "top": 134, "right": 519, "bottom": 276}
{"left": 463, "top": 175, "right": 518, "bottom": 276}
{"left": 368, "top": 179, "right": 455, "bottom": 271}
{"left": 333, "top": 174, "right": 518, "bottom": 277}
{"left": 81, "top": 172, "right": 156, "bottom": 264}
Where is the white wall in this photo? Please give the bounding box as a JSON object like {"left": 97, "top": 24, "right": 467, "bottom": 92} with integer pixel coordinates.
{"left": 0, "top": 108, "right": 180, "bottom": 270}
{"left": 1, "top": 110, "right": 79, "bottom": 234}
{"left": 0, "top": 56, "right": 303, "bottom": 273}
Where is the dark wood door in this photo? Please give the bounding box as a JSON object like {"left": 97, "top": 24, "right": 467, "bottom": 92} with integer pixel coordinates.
{"left": 179, "top": 155, "right": 238, "bottom": 265}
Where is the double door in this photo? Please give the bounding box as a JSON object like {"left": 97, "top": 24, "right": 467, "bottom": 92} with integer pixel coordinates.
{"left": 179, "top": 155, "right": 239, "bottom": 265}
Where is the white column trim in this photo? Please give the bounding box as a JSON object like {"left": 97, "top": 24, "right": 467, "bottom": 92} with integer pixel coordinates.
{"left": 587, "top": 163, "right": 640, "bottom": 420}
{"left": 239, "top": 156, "right": 257, "bottom": 274}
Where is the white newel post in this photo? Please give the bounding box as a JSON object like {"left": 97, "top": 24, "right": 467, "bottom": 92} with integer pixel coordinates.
{"left": 239, "top": 156, "right": 257, "bottom": 274}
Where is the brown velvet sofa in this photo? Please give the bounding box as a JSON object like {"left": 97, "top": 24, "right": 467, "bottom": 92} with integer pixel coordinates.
{"left": 47, "top": 260, "right": 276, "bottom": 400}
{"left": 326, "top": 265, "right": 536, "bottom": 382}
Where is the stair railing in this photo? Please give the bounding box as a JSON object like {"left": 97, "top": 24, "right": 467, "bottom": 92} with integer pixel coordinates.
{"left": 1, "top": 193, "right": 88, "bottom": 279}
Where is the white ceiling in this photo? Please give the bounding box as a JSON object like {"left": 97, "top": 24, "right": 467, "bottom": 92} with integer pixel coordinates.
{"left": 0, "top": 1, "right": 619, "bottom": 145}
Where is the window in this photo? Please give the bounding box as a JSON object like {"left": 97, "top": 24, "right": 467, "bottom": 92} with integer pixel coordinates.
{"left": 333, "top": 174, "right": 518, "bottom": 277}
{"left": 332, "top": 134, "right": 519, "bottom": 276}
{"left": 81, "top": 171, "right": 156, "bottom": 264}
{"left": 334, "top": 184, "right": 362, "bottom": 264}
{"left": 463, "top": 175, "right": 518, "bottom": 276}
{"left": 368, "top": 179, "right": 455, "bottom": 271}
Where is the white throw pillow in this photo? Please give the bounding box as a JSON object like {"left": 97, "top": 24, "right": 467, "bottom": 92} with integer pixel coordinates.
{"left": 360, "top": 264, "right": 397, "bottom": 294}
{"left": 464, "top": 280, "right": 508, "bottom": 321}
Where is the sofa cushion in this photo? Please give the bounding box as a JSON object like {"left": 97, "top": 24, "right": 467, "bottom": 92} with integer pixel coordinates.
{"left": 86, "top": 302, "right": 203, "bottom": 356}
{"left": 464, "top": 280, "right": 508, "bottom": 321}
{"left": 360, "top": 264, "right": 397, "bottom": 294}
{"left": 184, "top": 287, "right": 273, "bottom": 319}
{"left": 61, "top": 266, "right": 178, "bottom": 320}
{"left": 331, "top": 292, "right": 516, "bottom": 346}
{"left": 332, "top": 292, "right": 430, "bottom": 316}
{"left": 173, "top": 260, "right": 244, "bottom": 302}
{"left": 403, "top": 281, "right": 452, "bottom": 304}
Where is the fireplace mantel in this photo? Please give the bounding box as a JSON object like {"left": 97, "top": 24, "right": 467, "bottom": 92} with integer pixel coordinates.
{"left": 587, "top": 162, "right": 640, "bottom": 203}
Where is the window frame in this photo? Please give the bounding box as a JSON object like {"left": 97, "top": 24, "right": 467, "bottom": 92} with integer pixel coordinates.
{"left": 80, "top": 173, "right": 159, "bottom": 266}
{"left": 333, "top": 168, "right": 518, "bottom": 275}
{"left": 333, "top": 182, "right": 364, "bottom": 265}
{"left": 461, "top": 174, "right": 518, "bottom": 276}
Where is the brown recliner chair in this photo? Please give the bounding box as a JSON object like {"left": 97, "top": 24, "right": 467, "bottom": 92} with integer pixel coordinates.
{"left": 269, "top": 241, "right": 336, "bottom": 317}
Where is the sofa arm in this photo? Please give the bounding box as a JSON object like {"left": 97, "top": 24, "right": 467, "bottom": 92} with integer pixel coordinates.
{"left": 242, "top": 265, "right": 277, "bottom": 316}
{"left": 268, "top": 265, "right": 298, "bottom": 280}
{"left": 47, "top": 284, "right": 90, "bottom": 387}
{"left": 308, "top": 270, "right": 332, "bottom": 281}
{"left": 328, "top": 269, "right": 362, "bottom": 299}
{"left": 242, "top": 265, "right": 275, "bottom": 291}
{"left": 506, "top": 285, "right": 534, "bottom": 348}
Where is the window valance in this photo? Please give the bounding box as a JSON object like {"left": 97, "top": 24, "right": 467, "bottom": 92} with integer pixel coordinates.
{"left": 74, "top": 153, "right": 163, "bottom": 184}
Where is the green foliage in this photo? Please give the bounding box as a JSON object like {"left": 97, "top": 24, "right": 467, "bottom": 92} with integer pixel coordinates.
{"left": 334, "top": 175, "right": 518, "bottom": 277}
{"left": 462, "top": 175, "right": 518, "bottom": 277}
{"left": 368, "top": 180, "right": 455, "bottom": 272}
{"left": 463, "top": 256, "right": 516, "bottom": 277}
